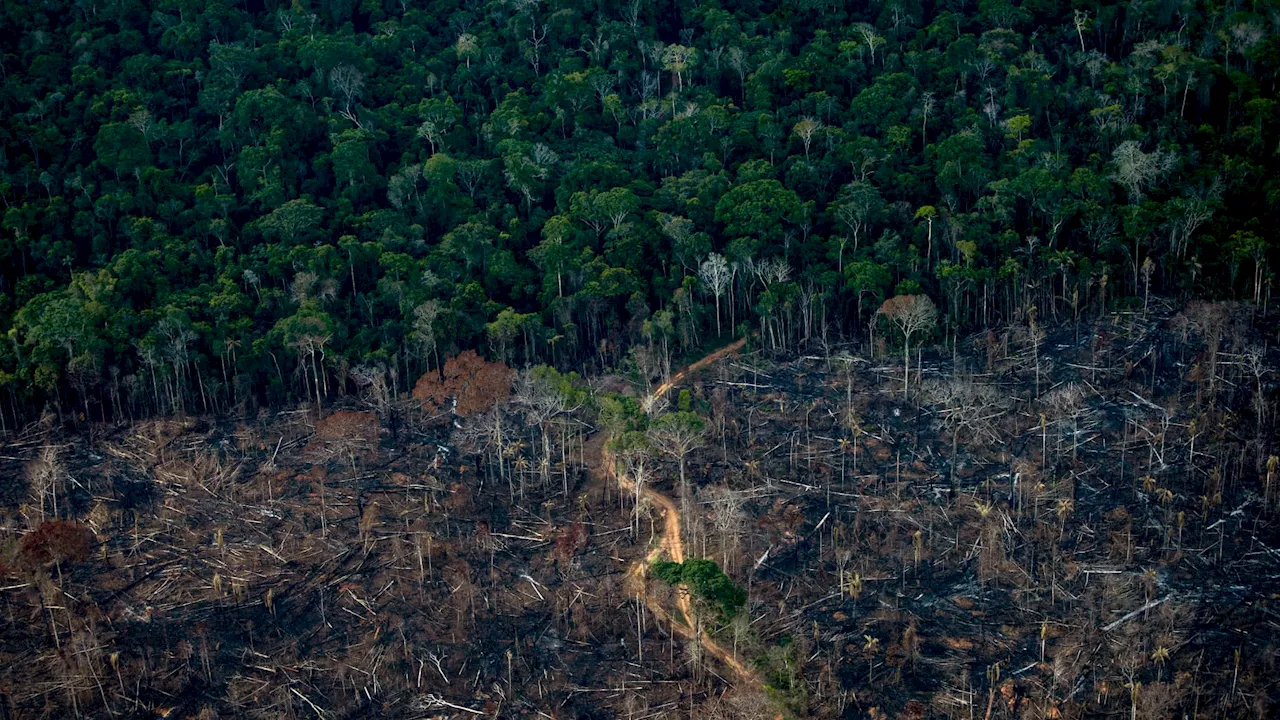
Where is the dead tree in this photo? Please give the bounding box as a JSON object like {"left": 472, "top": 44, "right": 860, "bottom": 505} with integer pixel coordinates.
{"left": 1040, "top": 382, "right": 1092, "bottom": 464}
{"left": 612, "top": 432, "right": 653, "bottom": 538}
{"left": 647, "top": 411, "right": 706, "bottom": 547}
{"left": 413, "top": 349, "right": 514, "bottom": 418}
{"left": 921, "top": 378, "right": 1009, "bottom": 497}
{"left": 513, "top": 369, "right": 582, "bottom": 498}
{"left": 306, "top": 410, "right": 380, "bottom": 536}
{"left": 707, "top": 485, "right": 747, "bottom": 573}
{"left": 25, "top": 445, "right": 66, "bottom": 522}
{"left": 308, "top": 410, "right": 380, "bottom": 472}
{"left": 454, "top": 406, "right": 519, "bottom": 501}
{"left": 1184, "top": 301, "right": 1238, "bottom": 400}
{"left": 878, "top": 295, "right": 938, "bottom": 395}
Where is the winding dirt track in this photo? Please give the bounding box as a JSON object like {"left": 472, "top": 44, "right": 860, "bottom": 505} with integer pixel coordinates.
{"left": 597, "top": 339, "right": 764, "bottom": 685}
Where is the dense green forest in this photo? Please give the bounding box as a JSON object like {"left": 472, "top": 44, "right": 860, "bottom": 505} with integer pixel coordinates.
{"left": 2, "top": 0, "right": 1278, "bottom": 424}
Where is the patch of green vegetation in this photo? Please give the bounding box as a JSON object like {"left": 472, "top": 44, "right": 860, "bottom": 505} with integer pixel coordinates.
{"left": 650, "top": 558, "right": 746, "bottom": 623}
{"left": 754, "top": 636, "right": 810, "bottom": 715}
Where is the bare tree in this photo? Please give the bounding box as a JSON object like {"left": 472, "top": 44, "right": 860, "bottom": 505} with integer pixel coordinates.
{"left": 726, "top": 47, "right": 752, "bottom": 96}
{"left": 648, "top": 412, "right": 705, "bottom": 546}
{"left": 328, "top": 65, "right": 365, "bottom": 127}
{"left": 1027, "top": 305, "right": 1046, "bottom": 397}
{"left": 878, "top": 295, "right": 938, "bottom": 395}
{"left": 513, "top": 369, "right": 581, "bottom": 497}
{"left": 1072, "top": 9, "right": 1089, "bottom": 53}
{"left": 919, "top": 92, "right": 935, "bottom": 149}
{"left": 127, "top": 108, "right": 155, "bottom": 149}
{"left": 853, "top": 23, "right": 886, "bottom": 65}
{"left": 699, "top": 253, "right": 731, "bottom": 336}
{"left": 707, "top": 485, "right": 746, "bottom": 572}
{"left": 1185, "top": 301, "right": 1236, "bottom": 398}
{"left": 411, "top": 299, "right": 442, "bottom": 372}
{"left": 286, "top": 320, "right": 331, "bottom": 415}
{"left": 26, "top": 445, "right": 66, "bottom": 522}
{"left": 612, "top": 432, "right": 653, "bottom": 538}
{"left": 348, "top": 364, "right": 392, "bottom": 413}
{"left": 1041, "top": 382, "right": 1093, "bottom": 463}
{"left": 792, "top": 117, "right": 822, "bottom": 161}
{"left": 523, "top": 23, "right": 549, "bottom": 75}
{"left": 921, "top": 378, "right": 1009, "bottom": 495}
{"left": 1111, "top": 140, "right": 1174, "bottom": 203}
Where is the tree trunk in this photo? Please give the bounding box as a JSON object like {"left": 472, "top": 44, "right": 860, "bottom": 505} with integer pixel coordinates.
{"left": 903, "top": 334, "right": 911, "bottom": 395}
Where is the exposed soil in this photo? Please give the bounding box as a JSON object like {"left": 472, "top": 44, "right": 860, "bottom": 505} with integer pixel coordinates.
{"left": 594, "top": 337, "right": 769, "bottom": 696}
{"left": 3, "top": 307, "right": 1280, "bottom": 720}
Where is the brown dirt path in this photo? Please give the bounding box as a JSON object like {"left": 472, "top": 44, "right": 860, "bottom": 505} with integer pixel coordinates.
{"left": 593, "top": 338, "right": 771, "bottom": 690}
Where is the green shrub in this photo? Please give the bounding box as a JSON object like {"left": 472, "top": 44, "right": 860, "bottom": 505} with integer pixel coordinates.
{"left": 649, "top": 557, "right": 746, "bottom": 622}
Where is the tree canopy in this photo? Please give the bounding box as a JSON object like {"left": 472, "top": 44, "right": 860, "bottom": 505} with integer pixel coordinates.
{"left": 0, "top": 0, "right": 1277, "bottom": 422}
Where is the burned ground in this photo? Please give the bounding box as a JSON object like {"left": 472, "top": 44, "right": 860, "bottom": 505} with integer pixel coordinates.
{"left": 2, "top": 303, "right": 1280, "bottom": 719}
{"left": 669, "top": 304, "right": 1280, "bottom": 719}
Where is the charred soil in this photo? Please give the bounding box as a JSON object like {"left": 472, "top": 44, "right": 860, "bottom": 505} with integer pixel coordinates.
{"left": 3, "top": 304, "right": 1280, "bottom": 720}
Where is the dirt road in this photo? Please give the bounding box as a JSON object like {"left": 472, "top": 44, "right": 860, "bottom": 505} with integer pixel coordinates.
{"left": 596, "top": 338, "right": 764, "bottom": 685}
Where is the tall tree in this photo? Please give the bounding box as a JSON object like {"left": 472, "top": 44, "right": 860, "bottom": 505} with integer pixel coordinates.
{"left": 878, "top": 295, "right": 938, "bottom": 395}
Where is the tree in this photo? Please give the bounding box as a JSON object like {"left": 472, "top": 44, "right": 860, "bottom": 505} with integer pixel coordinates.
{"left": 662, "top": 44, "right": 696, "bottom": 92}
{"left": 920, "top": 92, "right": 935, "bottom": 148}
{"left": 1110, "top": 140, "right": 1174, "bottom": 203}
{"left": 845, "top": 260, "right": 892, "bottom": 331}
{"left": 411, "top": 299, "right": 443, "bottom": 371}
{"left": 456, "top": 33, "right": 479, "bottom": 68}
{"left": 308, "top": 410, "right": 380, "bottom": 471}
{"left": 792, "top": 117, "right": 823, "bottom": 160}
{"left": 596, "top": 187, "right": 639, "bottom": 235}
{"left": 914, "top": 205, "right": 937, "bottom": 267}
{"left": 94, "top": 122, "right": 151, "bottom": 179}
{"left": 650, "top": 557, "right": 745, "bottom": 623}
{"left": 852, "top": 23, "right": 885, "bottom": 66}
{"left": 648, "top": 411, "right": 705, "bottom": 545}
{"left": 416, "top": 97, "right": 460, "bottom": 155}
{"left": 921, "top": 378, "right": 1009, "bottom": 495}
{"left": 659, "top": 214, "right": 711, "bottom": 273}
{"left": 571, "top": 187, "right": 638, "bottom": 238}
{"left": 4, "top": 0, "right": 1280, "bottom": 457}
{"left": 413, "top": 350, "right": 514, "bottom": 418}
{"left": 611, "top": 430, "right": 654, "bottom": 537}
{"left": 830, "top": 181, "right": 884, "bottom": 265}
{"left": 714, "top": 179, "right": 803, "bottom": 253}
{"left": 707, "top": 486, "right": 747, "bottom": 572}
{"left": 513, "top": 366, "right": 584, "bottom": 497}
{"left": 531, "top": 215, "right": 579, "bottom": 298}
{"left": 328, "top": 65, "right": 365, "bottom": 125}
{"left": 1072, "top": 9, "right": 1090, "bottom": 52}
{"left": 501, "top": 141, "right": 558, "bottom": 213}
{"left": 878, "top": 295, "right": 938, "bottom": 394}
{"left": 274, "top": 306, "right": 335, "bottom": 414}
{"left": 699, "top": 253, "right": 731, "bottom": 336}
{"left": 261, "top": 198, "right": 323, "bottom": 244}
{"left": 25, "top": 445, "right": 66, "bottom": 522}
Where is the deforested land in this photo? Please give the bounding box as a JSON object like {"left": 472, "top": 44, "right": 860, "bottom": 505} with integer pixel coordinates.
{"left": 3, "top": 0, "right": 1280, "bottom": 717}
